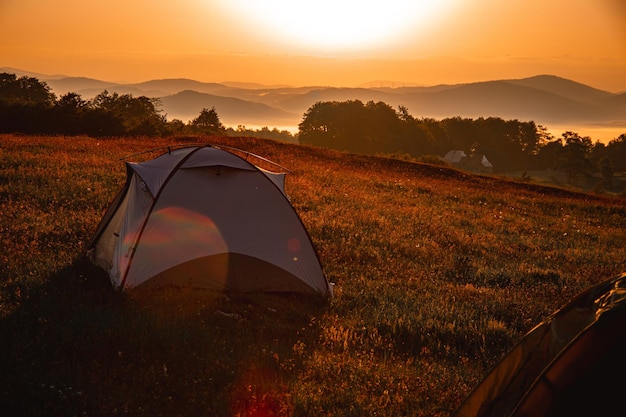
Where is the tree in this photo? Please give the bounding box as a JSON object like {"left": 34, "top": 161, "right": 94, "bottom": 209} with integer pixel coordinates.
{"left": 395, "top": 107, "right": 436, "bottom": 156}
{"left": 189, "top": 107, "right": 224, "bottom": 134}
{"left": 120, "top": 95, "right": 167, "bottom": 136}
{"left": 56, "top": 92, "right": 88, "bottom": 111}
{"left": 362, "top": 100, "right": 402, "bottom": 154}
{"left": 166, "top": 119, "right": 186, "bottom": 135}
{"left": 535, "top": 137, "right": 563, "bottom": 170}
{"left": 597, "top": 156, "right": 614, "bottom": 188}
{"left": 89, "top": 90, "right": 167, "bottom": 136}
{"left": 554, "top": 131, "right": 594, "bottom": 183}
{"left": 0, "top": 72, "right": 55, "bottom": 106}
{"left": 224, "top": 125, "right": 297, "bottom": 143}
{"left": 54, "top": 92, "right": 89, "bottom": 134}
{"left": 299, "top": 100, "right": 405, "bottom": 154}
{"left": 298, "top": 101, "right": 362, "bottom": 150}
{"left": 420, "top": 117, "right": 450, "bottom": 156}
{"left": 605, "top": 134, "right": 626, "bottom": 171}
{"left": 0, "top": 73, "right": 57, "bottom": 133}
{"left": 440, "top": 117, "right": 479, "bottom": 152}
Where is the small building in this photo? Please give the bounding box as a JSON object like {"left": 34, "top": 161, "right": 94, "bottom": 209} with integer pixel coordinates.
{"left": 443, "top": 150, "right": 493, "bottom": 173}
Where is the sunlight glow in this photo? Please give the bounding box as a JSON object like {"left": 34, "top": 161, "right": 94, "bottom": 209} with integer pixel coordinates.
{"left": 222, "top": 0, "right": 458, "bottom": 52}
{"left": 125, "top": 207, "right": 228, "bottom": 270}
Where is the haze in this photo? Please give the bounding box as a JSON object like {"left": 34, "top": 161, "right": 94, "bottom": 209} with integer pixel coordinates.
{"left": 1, "top": 0, "right": 625, "bottom": 92}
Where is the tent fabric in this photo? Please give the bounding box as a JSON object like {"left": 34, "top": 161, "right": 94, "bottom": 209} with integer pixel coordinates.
{"left": 452, "top": 272, "right": 626, "bottom": 417}
{"left": 87, "top": 145, "right": 332, "bottom": 298}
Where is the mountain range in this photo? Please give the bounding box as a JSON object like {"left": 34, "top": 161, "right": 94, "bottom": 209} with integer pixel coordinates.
{"left": 3, "top": 67, "right": 626, "bottom": 137}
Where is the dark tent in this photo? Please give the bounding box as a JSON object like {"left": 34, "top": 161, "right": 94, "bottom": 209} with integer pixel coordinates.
{"left": 452, "top": 272, "right": 626, "bottom": 417}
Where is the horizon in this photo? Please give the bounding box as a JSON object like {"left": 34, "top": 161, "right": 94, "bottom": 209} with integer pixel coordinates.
{"left": 6, "top": 65, "right": 621, "bottom": 92}
{"left": 1, "top": 1, "right": 625, "bottom": 93}
{"left": 2, "top": 66, "right": 624, "bottom": 144}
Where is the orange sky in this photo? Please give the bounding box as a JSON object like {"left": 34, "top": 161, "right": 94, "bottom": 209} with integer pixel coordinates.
{"left": 1, "top": 0, "right": 625, "bottom": 92}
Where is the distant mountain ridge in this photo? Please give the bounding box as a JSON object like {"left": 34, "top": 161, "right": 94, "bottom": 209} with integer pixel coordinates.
{"left": 158, "top": 90, "right": 298, "bottom": 127}
{"left": 2, "top": 68, "right": 625, "bottom": 136}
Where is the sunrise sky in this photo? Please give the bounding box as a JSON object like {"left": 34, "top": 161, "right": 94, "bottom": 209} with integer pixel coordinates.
{"left": 1, "top": 0, "right": 625, "bottom": 92}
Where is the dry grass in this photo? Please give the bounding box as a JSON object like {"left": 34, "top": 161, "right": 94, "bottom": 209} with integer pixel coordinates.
{"left": 1, "top": 134, "right": 625, "bottom": 416}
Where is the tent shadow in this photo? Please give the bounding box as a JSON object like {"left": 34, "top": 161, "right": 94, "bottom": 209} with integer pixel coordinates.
{"left": 0, "top": 256, "right": 328, "bottom": 417}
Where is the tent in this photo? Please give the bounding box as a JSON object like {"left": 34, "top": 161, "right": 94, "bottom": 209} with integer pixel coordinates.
{"left": 452, "top": 271, "right": 626, "bottom": 417}
{"left": 86, "top": 145, "right": 332, "bottom": 298}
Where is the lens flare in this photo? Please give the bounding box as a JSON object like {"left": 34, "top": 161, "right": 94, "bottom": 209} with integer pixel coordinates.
{"left": 127, "top": 206, "right": 228, "bottom": 255}
{"left": 121, "top": 206, "right": 229, "bottom": 287}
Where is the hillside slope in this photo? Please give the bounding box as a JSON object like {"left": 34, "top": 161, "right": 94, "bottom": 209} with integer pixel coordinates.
{"left": 1, "top": 134, "right": 625, "bottom": 416}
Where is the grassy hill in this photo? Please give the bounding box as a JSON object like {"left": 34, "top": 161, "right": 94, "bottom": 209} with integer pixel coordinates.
{"left": 1, "top": 134, "right": 625, "bottom": 416}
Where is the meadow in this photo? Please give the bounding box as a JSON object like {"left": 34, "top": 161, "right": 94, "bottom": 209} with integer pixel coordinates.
{"left": 1, "top": 134, "right": 625, "bottom": 417}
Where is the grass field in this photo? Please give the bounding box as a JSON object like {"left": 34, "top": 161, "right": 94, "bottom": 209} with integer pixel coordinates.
{"left": 1, "top": 134, "right": 625, "bottom": 416}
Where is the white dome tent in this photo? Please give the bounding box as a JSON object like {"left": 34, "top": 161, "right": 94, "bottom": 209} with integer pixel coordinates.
{"left": 87, "top": 144, "right": 332, "bottom": 298}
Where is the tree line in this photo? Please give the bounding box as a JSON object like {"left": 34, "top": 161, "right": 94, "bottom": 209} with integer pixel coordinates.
{"left": 0, "top": 73, "right": 295, "bottom": 140}
{"left": 298, "top": 100, "right": 626, "bottom": 181}
{"left": 2, "top": 73, "right": 625, "bottom": 181}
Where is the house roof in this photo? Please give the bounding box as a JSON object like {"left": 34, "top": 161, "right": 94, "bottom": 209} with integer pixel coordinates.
{"left": 443, "top": 150, "right": 467, "bottom": 163}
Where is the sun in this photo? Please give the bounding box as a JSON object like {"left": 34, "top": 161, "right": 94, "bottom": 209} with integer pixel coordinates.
{"left": 220, "top": 0, "right": 457, "bottom": 53}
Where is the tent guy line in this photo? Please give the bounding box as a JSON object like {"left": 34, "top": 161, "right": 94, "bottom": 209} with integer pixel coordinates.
{"left": 119, "top": 143, "right": 292, "bottom": 173}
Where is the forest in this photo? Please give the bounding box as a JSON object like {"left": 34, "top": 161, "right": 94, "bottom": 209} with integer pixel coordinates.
{"left": 2, "top": 72, "right": 625, "bottom": 180}
{"left": 0, "top": 73, "right": 294, "bottom": 142}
